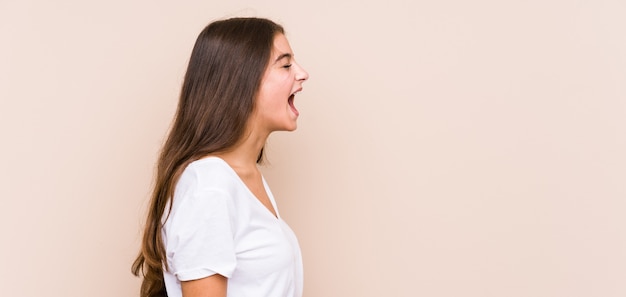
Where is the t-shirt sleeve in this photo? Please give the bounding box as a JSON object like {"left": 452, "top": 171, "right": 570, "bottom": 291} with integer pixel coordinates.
{"left": 164, "top": 186, "right": 236, "bottom": 281}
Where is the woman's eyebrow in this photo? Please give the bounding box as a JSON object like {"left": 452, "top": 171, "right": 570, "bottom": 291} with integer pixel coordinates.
{"left": 274, "top": 52, "right": 292, "bottom": 63}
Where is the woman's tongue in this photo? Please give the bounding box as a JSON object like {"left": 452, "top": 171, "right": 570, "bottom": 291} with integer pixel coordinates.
{"left": 288, "top": 94, "right": 299, "bottom": 116}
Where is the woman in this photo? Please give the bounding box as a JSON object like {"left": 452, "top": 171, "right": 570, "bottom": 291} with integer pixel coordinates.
{"left": 132, "top": 17, "right": 309, "bottom": 297}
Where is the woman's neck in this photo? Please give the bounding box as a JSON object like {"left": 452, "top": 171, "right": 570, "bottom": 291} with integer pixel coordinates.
{"left": 214, "top": 129, "right": 268, "bottom": 174}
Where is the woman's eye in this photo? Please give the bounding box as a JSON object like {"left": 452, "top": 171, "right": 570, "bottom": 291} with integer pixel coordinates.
{"left": 282, "top": 64, "right": 292, "bottom": 69}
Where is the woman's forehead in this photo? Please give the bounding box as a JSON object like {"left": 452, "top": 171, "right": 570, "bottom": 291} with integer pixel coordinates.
{"left": 271, "top": 34, "right": 293, "bottom": 59}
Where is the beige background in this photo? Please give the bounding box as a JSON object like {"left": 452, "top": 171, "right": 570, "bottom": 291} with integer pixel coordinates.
{"left": 1, "top": 0, "right": 625, "bottom": 296}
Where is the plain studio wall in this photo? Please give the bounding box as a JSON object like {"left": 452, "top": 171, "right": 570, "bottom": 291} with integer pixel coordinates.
{"left": 1, "top": 0, "right": 624, "bottom": 296}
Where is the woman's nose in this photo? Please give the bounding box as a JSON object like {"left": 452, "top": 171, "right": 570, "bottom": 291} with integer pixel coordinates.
{"left": 295, "top": 62, "right": 309, "bottom": 81}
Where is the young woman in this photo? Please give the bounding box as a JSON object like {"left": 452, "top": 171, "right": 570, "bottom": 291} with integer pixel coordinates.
{"left": 132, "top": 17, "right": 309, "bottom": 297}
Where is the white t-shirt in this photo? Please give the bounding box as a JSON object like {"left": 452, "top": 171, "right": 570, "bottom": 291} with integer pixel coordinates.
{"left": 162, "top": 157, "right": 303, "bottom": 297}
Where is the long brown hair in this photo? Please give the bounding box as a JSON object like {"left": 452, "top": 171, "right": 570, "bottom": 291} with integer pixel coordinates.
{"left": 131, "top": 17, "right": 284, "bottom": 297}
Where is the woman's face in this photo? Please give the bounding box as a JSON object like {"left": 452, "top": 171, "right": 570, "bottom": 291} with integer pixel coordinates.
{"left": 253, "top": 33, "right": 309, "bottom": 133}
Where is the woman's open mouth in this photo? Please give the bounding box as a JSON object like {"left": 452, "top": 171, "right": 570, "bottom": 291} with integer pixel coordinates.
{"left": 288, "top": 94, "right": 299, "bottom": 116}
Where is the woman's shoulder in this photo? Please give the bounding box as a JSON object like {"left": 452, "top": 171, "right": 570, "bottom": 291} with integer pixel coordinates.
{"left": 178, "top": 157, "right": 240, "bottom": 192}
{"left": 186, "top": 156, "right": 232, "bottom": 174}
